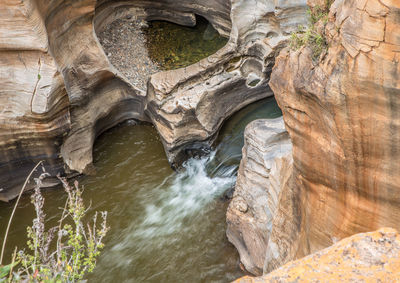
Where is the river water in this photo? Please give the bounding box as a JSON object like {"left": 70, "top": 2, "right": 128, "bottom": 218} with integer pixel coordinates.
{"left": 0, "top": 97, "right": 281, "bottom": 282}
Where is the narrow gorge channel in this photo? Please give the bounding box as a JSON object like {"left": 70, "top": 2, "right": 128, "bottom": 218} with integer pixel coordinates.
{"left": 0, "top": 97, "right": 281, "bottom": 282}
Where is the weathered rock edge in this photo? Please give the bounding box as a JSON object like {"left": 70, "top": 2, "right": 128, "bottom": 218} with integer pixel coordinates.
{"left": 0, "top": 0, "right": 308, "bottom": 200}
{"left": 226, "top": 117, "right": 293, "bottom": 275}
{"left": 234, "top": 228, "right": 400, "bottom": 282}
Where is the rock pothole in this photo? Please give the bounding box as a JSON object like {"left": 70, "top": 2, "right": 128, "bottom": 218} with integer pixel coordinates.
{"left": 97, "top": 15, "right": 228, "bottom": 91}
{"left": 142, "top": 16, "right": 228, "bottom": 71}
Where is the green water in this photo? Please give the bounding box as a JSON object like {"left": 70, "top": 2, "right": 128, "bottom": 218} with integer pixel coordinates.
{"left": 143, "top": 16, "right": 229, "bottom": 70}
{"left": 0, "top": 97, "right": 281, "bottom": 282}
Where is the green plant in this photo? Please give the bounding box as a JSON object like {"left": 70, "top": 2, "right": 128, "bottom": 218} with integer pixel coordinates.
{"left": 308, "top": 5, "right": 329, "bottom": 25}
{"left": 1, "top": 162, "right": 44, "bottom": 266}
{"left": 289, "top": 3, "right": 333, "bottom": 61}
{"left": 0, "top": 262, "right": 16, "bottom": 282}
{"left": 0, "top": 167, "right": 109, "bottom": 282}
{"left": 290, "top": 26, "right": 328, "bottom": 60}
{"left": 326, "top": 0, "right": 334, "bottom": 9}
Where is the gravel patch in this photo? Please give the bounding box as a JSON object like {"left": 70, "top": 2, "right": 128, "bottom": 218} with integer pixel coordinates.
{"left": 97, "top": 17, "right": 161, "bottom": 91}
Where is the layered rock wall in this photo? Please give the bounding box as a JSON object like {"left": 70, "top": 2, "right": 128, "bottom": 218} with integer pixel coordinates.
{"left": 226, "top": 118, "right": 293, "bottom": 275}
{"left": 0, "top": 0, "right": 70, "bottom": 200}
{"left": 40, "top": 0, "right": 147, "bottom": 174}
{"left": 146, "top": 0, "right": 308, "bottom": 166}
{"left": 266, "top": 0, "right": 400, "bottom": 272}
{"left": 0, "top": 0, "right": 147, "bottom": 200}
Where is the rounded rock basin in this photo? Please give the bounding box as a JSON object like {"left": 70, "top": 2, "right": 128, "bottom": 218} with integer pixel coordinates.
{"left": 143, "top": 16, "right": 228, "bottom": 70}
{"left": 97, "top": 15, "right": 228, "bottom": 90}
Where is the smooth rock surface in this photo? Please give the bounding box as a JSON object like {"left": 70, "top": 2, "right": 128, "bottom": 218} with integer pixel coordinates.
{"left": 146, "top": 0, "right": 308, "bottom": 166}
{"left": 268, "top": 0, "right": 400, "bottom": 272}
{"left": 0, "top": 0, "right": 146, "bottom": 200}
{"left": 0, "top": 1, "right": 70, "bottom": 201}
{"left": 42, "top": 0, "right": 147, "bottom": 175}
{"left": 234, "top": 228, "right": 400, "bottom": 282}
{"left": 226, "top": 117, "right": 293, "bottom": 275}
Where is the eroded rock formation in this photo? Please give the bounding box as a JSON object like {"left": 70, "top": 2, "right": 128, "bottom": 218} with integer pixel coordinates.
{"left": 234, "top": 228, "right": 400, "bottom": 282}
{"left": 48, "top": 1, "right": 147, "bottom": 175}
{"left": 226, "top": 118, "right": 293, "bottom": 275}
{"left": 145, "top": 0, "right": 308, "bottom": 166}
{"left": 0, "top": 0, "right": 70, "bottom": 201}
{"left": 262, "top": 0, "right": 400, "bottom": 273}
{"left": 0, "top": 0, "right": 147, "bottom": 200}
{"left": 0, "top": 0, "right": 308, "bottom": 199}
{"left": 94, "top": 0, "right": 232, "bottom": 37}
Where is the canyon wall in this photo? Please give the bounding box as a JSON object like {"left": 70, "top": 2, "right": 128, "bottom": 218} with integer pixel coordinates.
{"left": 41, "top": 0, "right": 148, "bottom": 175}
{"left": 265, "top": 0, "right": 400, "bottom": 273}
{"left": 0, "top": 0, "right": 147, "bottom": 201}
{"left": 0, "top": 0, "right": 70, "bottom": 200}
{"left": 228, "top": 0, "right": 400, "bottom": 277}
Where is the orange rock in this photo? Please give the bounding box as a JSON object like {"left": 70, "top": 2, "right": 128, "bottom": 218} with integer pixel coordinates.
{"left": 267, "top": 0, "right": 400, "bottom": 273}
{"left": 234, "top": 228, "right": 400, "bottom": 282}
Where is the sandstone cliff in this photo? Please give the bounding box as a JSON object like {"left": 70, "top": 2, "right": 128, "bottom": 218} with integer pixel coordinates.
{"left": 234, "top": 228, "right": 400, "bottom": 282}
{"left": 265, "top": 0, "right": 400, "bottom": 273}
{"left": 227, "top": 0, "right": 400, "bottom": 276}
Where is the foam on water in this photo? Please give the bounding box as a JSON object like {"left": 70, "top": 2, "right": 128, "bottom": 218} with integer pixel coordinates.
{"left": 109, "top": 152, "right": 237, "bottom": 260}
{"left": 95, "top": 151, "right": 240, "bottom": 282}
{"left": 135, "top": 152, "right": 236, "bottom": 239}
